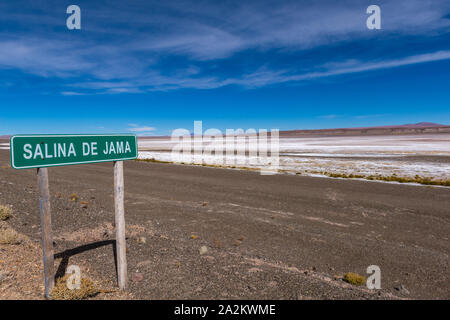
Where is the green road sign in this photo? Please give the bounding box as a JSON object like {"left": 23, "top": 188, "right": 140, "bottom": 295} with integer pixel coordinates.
{"left": 10, "top": 134, "right": 138, "bottom": 169}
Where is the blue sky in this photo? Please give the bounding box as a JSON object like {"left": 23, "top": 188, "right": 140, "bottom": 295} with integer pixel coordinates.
{"left": 1, "top": 0, "right": 450, "bottom": 135}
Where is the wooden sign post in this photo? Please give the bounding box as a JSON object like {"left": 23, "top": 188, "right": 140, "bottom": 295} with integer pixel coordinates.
{"left": 37, "top": 167, "right": 55, "bottom": 297}
{"left": 114, "top": 161, "right": 127, "bottom": 290}
{"left": 10, "top": 134, "right": 138, "bottom": 298}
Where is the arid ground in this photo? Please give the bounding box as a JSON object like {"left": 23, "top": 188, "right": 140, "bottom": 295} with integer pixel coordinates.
{"left": 0, "top": 142, "right": 449, "bottom": 300}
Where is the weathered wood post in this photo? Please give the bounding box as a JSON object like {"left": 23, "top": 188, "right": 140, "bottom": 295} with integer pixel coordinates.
{"left": 37, "top": 167, "right": 55, "bottom": 298}
{"left": 114, "top": 161, "right": 128, "bottom": 290}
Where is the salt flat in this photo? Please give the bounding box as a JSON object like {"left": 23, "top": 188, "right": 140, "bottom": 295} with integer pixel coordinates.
{"left": 0, "top": 143, "right": 9, "bottom": 150}
{"left": 138, "top": 134, "right": 450, "bottom": 181}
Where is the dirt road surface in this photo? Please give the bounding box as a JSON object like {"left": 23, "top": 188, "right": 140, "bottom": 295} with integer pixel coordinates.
{"left": 0, "top": 148, "right": 449, "bottom": 299}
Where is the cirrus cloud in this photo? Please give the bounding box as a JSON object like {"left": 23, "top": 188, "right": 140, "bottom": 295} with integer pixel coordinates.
{"left": 0, "top": 0, "right": 449, "bottom": 94}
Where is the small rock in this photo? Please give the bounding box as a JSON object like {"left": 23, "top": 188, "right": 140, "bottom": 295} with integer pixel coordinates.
{"left": 131, "top": 272, "right": 144, "bottom": 282}
{"left": 395, "top": 284, "right": 410, "bottom": 295}
{"left": 199, "top": 246, "right": 208, "bottom": 255}
{"left": 137, "top": 260, "right": 152, "bottom": 268}
{"left": 137, "top": 236, "right": 146, "bottom": 244}
{"left": 202, "top": 256, "right": 215, "bottom": 263}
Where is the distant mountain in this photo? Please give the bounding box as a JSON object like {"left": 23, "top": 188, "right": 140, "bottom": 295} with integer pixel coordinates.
{"left": 366, "top": 122, "right": 447, "bottom": 129}
{"left": 1, "top": 123, "right": 449, "bottom": 139}
{"left": 282, "top": 122, "right": 450, "bottom": 137}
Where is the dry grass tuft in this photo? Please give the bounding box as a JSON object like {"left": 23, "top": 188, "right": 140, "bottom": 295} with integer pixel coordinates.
{"left": 233, "top": 240, "right": 242, "bottom": 246}
{"left": 0, "top": 204, "right": 12, "bottom": 221}
{"left": 316, "top": 171, "right": 450, "bottom": 186}
{"left": 137, "top": 236, "right": 147, "bottom": 244}
{"left": 0, "top": 228, "right": 21, "bottom": 245}
{"left": 343, "top": 272, "right": 366, "bottom": 286}
{"left": 213, "top": 238, "right": 223, "bottom": 249}
{"left": 135, "top": 158, "right": 172, "bottom": 164}
{"left": 51, "top": 275, "right": 99, "bottom": 300}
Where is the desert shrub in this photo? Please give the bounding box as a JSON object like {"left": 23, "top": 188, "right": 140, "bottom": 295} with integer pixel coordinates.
{"left": 51, "top": 275, "right": 98, "bottom": 300}
{"left": 343, "top": 272, "right": 366, "bottom": 286}
{"left": 0, "top": 228, "right": 20, "bottom": 245}
{"left": 321, "top": 171, "right": 450, "bottom": 187}
{"left": 135, "top": 158, "right": 172, "bottom": 164}
{"left": 0, "top": 205, "right": 12, "bottom": 221}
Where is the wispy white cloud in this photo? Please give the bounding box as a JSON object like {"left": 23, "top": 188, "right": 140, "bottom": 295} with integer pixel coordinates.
{"left": 61, "top": 91, "right": 88, "bottom": 96}
{"left": 354, "top": 113, "right": 391, "bottom": 119}
{"left": 128, "top": 126, "right": 156, "bottom": 132}
{"left": 63, "top": 50, "right": 450, "bottom": 92}
{"left": 228, "top": 50, "right": 450, "bottom": 88}
{"left": 0, "top": 0, "right": 449, "bottom": 93}
{"left": 318, "top": 114, "right": 340, "bottom": 119}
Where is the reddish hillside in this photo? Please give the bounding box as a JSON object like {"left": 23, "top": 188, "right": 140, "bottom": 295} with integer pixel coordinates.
{"left": 281, "top": 123, "right": 450, "bottom": 137}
